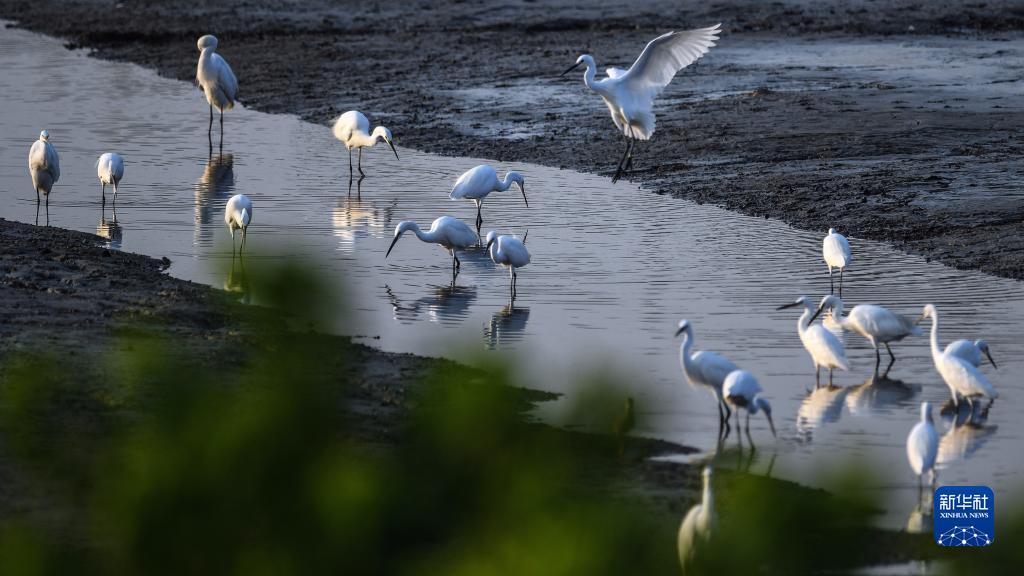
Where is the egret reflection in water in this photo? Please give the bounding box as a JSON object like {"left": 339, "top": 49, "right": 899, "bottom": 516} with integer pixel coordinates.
{"left": 844, "top": 372, "right": 919, "bottom": 417}
{"left": 483, "top": 302, "right": 530, "bottom": 350}
{"left": 385, "top": 284, "right": 477, "bottom": 326}
{"left": 796, "top": 384, "right": 850, "bottom": 441}
{"left": 332, "top": 194, "right": 395, "bottom": 253}
{"left": 194, "top": 153, "right": 235, "bottom": 245}
{"left": 224, "top": 254, "right": 251, "bottom": 304}
{"left": 937, "top": 412, "right": 997, "bottom": 469}
{"left": 96, "top": 205, "right": 123, "bottom": 250}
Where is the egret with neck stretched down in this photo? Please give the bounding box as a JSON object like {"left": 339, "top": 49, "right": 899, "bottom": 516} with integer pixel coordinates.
{"left": 450, "top": 165, "right": 528, "bottom": 234}
{"left": 677, "top": 466, "right": 716, "bottom": 573}
{"left": 945, "top": 339, "right": 997, "bottom": 370}
{"left": 224, "top": 193, "right": 252, "bottom": 254}
{"left": 333, "top": 111, "right": 398, "bottom": 178}
{"left": 563, "top": 24, "right": 721, "bottom": 182}
{"left": 485, "top": 231, "right": 531, "bottom": 299}
{"left": 722, "top": 370, "right": 776, "bottom": 438}
{"left": 921, "top": 304, "right": 998, "bottom": 411}
{"left": 28, "top": 130, "right": 60, "bottom": 224}
{"left": 97, "top": 152, "right": 125, "bottom": 205}
{"left": 674, "top": 320, "right": 736, "bottom": 433}
{"left": 386, "top": 216, "right": 477, "bottom": 282}
{"left": 811, "top": 295, "right": 921, "bottom": 368}
{"left": 778, "top": 296, "right": 849, "bottom": 386}
{"left": 823, "top": 228, "right": 851, "bottom": 296}
{"left": 906, "top": 401, "right": 938, "bottom": 492}
{"left": 196, "top": 35, "right": 238, "bottom": 142}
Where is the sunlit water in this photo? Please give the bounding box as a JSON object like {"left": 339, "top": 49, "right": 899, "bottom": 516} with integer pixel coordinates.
{"left": 1, "top": 24, "right": 1021, "bottom": 531}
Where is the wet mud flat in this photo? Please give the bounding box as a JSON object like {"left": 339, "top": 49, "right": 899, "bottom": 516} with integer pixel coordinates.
{"left": 2, "top": 0, "right": 1024, "bottom": 278}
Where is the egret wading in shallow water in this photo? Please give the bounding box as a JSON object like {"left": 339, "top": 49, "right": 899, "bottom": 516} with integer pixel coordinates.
{"left": 674, "top": 320, "right": 736, "bottom": 434}
{"left": 778, "top": 296, "right": 849, "bottom": 386}
{"left": 811, "top": 295, "right": 921, "bottom": 370}
{"left": 823, "top": 228, "right": 851, "bottom": 296}
{"left": 562, "top": 24, "right": 721, "bottom": 183}
{"left": 450, "top": 165, "right": 528, "bottom": 235}
{"left": 485, "top": 231, "right": 531, "bottom": 299}
{"left": 196, "top": 35, "right": 238, "bottom": 145}
{"left": 906, "top": 401, "right": 938, "bottom": 492}
{"left": 921, "top": 304, "right": 998, "bottom": 412}
{"left": 386, "top": 217, "right": 477, "bottom": 283}
{"left": 28, "top": 130, "right": 60, "bottom": 226}
{"left": 96, "top": 152, "right": 125, "bottom": 206}
{"left": 722, "top": 369, "right": 776, "bottom": 439}
{"left": 225, "top": 194, "right": 252, "bottom": 254}
{"left": 333, "top": 111, "right": 398, "bottom": 179}
{"left": 945, "top": 339, "right": 997, "bottom": 370}
{"left": 677, "top": 466, "right": 716, "bottom": 573}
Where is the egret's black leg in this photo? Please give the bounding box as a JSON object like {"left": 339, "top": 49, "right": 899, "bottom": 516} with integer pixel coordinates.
{"left": 829, "top": 368, "right": 834, "bottom": 386}
{"left": 208, "top": 105, "right": 213, "bottom": 135}
{"left": 839, "top": 268, "right": 845, "bottom": 297}
{"left": 349, "top": 149, "right": 354, "bottom": 178}
{"left": 612, "top": 137, "right": 631, "bottom": 183}
{"left": 829, "top": 267, "right": 834, "bottom": 295}
{"left": 101, "top": 183, "right": 106, "bottom": 206}
{"left": 358, "top": 148, "right": 365, "bottom": 177}
{"left": 885, "top": 342, "right": 896, "bottom": 363}
{"left": 815, "top": 366, "right": 820, "bottom": 388}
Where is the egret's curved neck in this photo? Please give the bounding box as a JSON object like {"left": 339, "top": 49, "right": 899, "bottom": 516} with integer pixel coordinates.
{"left": 498, "top": 174, "right": 517, "bottom": 192}
{"left": 351, "top": 130, "right": 381, "bottom": 148}
{"left": 679, "top": 331, "right": 695, "bottom": 379}
{"left": 798, "top": 306, "right": 813, "bottom": 336}
{"left": 928, "top": 312, "right": 942, "bottom": 362}
{"left": 582, "top": 58, "right": 599, "bottom": 91}
{"left": 701, "top": 473, "right": 713, "bottom": 516}
{"left": 830, "top": 300, "right": 845, "bottom": 326}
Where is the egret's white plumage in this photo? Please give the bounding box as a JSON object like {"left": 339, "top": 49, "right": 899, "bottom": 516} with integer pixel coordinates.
{"left": 677, "top": 466, "right": 716, "bottom": 572}
{"left": 674, "top": 320, "right": 736, "bottom": 427}
{"left": 386, "top": 216, "right": 477, "bottom": 281}
{"left": 722, "top": 370, "right": 776, "bottom": 437}
{"left": 332, "top": 111, "right": 398, "bottom": 177}
{"left": 224, "top": 193, "right": 252, "bottom": 253}
{"left": 96, "top": 152, "right": 125, "bottom": 204}
{"left": 196, "top": 35, "right": 238, "bottom": 137}
{"left": 922, "top": 305, "right": 998, "bottom": 409}
{"left": 823, "top": 228, "right": 851, "bottom": 296}
{"left": 450, "top": 165, "right": 528, "bottom": 233}
{"left": 906, "top": 401, "right": 939, "bottom": 488}
{"left": 813, "top": 295, "right": 921, "bottom": 365}
{"left": 564, "top": 25, "right": 720, "bottom": 181}
{"left": 485, "top": 231, "right": 531, "bottom": 299}
{"left": 778, "top": 296, "right": 849, "bottom": 386}
{"left": 29, "top": 130, "right": 60, "bottom": 203}
{"left": 945, "top": 339, "right": 997, "bottom": 370}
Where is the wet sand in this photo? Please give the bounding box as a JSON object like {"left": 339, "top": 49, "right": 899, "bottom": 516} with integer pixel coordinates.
{"left": 1, "top": 0, "right": 1023, "bottom": 278}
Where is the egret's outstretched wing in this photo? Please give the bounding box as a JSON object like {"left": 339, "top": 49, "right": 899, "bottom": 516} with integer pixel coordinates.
{"left": 606, "top": 67, "right": 628, "bottom": 79}
{"left": 213, "top": 53, "right": 239, "bottom": 104}
{"left": 622, "top": 24, "right": 721, "bottom": 98}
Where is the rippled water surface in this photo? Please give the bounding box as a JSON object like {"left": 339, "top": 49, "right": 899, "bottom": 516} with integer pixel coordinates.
{"left": 1, "top": 24, "right": 1021, "bottom": 528}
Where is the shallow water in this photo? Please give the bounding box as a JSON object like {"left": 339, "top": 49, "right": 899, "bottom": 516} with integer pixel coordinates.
{"left": 1, "top": 24, "right": 1021, "bottom": 529}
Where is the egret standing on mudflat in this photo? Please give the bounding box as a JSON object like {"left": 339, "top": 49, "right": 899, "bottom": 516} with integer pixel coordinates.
{"left": 945, "top": 339, "right": 997, "bottom": 370}
{"left": 722, "top": 369, "right": 776, "bottom": 438}
{"left": 921, "top": 304, "right": 998, "bottom": 411}
{"left": 333, "top": 111, "right": 398, "bottom": 179}
{"left": 778, "top": 296, "right": 849, "bottom": 386}
{"left": 811, "top": 295, "right": 921, "bottom": 369}
{"left": 28, "top": 130, "right": 60, "bottom": 225}
{"left": 677, "top": 466, "right": 716, "bottom": 573}
{"left": 225, "top": 193, "right": 252, "bottom": 254}
{"left": 563, "top": 24, "right": 721, "bottom": 182}
{"left": 196, "top": 35, "right": 238, "bottom": 143}
{"left": 823, "top": 228, "right": 851, "bottom": 296}
{"left": 450, "top": 164, "right": 528, "bottom": 235}
{"left": 906, "top": 401, "right": 939, "bottom": 492}
{"left": 97, "top": 152, "right": 125, "bottom": 206}
{"left": 485, "top": 230, "right": 531, "bottom": 299}
{"left": 386, "top": 216, "right": 477, "bottom": 282}
{"left": 675, "top": 320, "right": 736, "bottom": 432}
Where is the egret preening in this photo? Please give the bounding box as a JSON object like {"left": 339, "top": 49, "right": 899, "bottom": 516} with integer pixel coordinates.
{"left": 823, "top": 228, "right": 851, "bottom": 296}
{"left": 225, "top": 193, "right": 252, "bottom": 254}
{"left": 332, "top": 111, "right": 398, "bottom": 179}
{"left": 945, "top": 339, "right": 997, "bottom": 370}
{"left": 677, "top": 466, "right": 716, "bottom": 573}
{"left": 674, "top": 319, "right": 736, "bottom": 433}
{"left": 722, "top": 370, "right": 776, "bottom": 438}
{"left": 906, "top": 401, "right": 939, "bottom": 493}
{"left": 450, "top": 165, "right": 528, "bottom": 235}
{"left": 921, "top": 304, "right": 998, "bottom": 412}
{"left": 97, "top": 152, "right": 125, "bottom": 206}
{"left": 196, "top": 35, "right": 238, "bottom": 144}
{"left": 28, "top": 130, "right": 60, "bottom": 224}
{"left": 778, "top": 296, "right": 850, "bottom": 386}
{"left": 485, "top": 231, "right": 531, "bottom": 299}
{"left": 811, "top": 295, "right": 921, "bottom": 369}
{"left": 562, "top": 24, "right": 721, "bottom": 182}
{"left": 386, "top": 216, "right": 477, "bottom": 283}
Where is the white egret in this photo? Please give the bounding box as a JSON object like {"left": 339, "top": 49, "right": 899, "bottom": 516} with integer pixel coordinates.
{"left": 722, "top": 370, "right": 776, "bottom": 437}
{"left": 196, "top": 35, "right": 238, "bottom": 140}
{"left": 450, "top": 165, "right": 528, "bottom": 234}
{"left": 484, "top": 230, "right": 531, "bottom": 299}
{"left": 945, "top": 339, "right": 996, "bottom": 370}
{"left": 386, "top": 216, "right": 477, "bottom": 282}
{"left": 811, "top": 295, "right": 921, "bottom": 368}
{"left": 562, "top": 24, "right": 721, "bottom": 182}
{"left": 677, "top": 466, "right": 716, "bottom": 572}
{"left": 921, "top": 304, "right": 998, "bottom": 411}
{"left": 96, "top": 152, "right": 125, "bottom": 205}
{"left": 906, "top": 401, "right": 938, "bottom": 491}
{"left": 28, "top": 130, "right": 60, "bottom": 224}
{"left": 822, "top": 228, "right": 851, "bottom": 296}
{"left": 224, "top": 194, "right": 253, "bottom": 254}
{"left": 777, "top": 296, "right": 850, "bottom": 386}
{"left": 674, "top": 319, "right": 736, "bottom": 430}
{"left": 332, "top": 111, "right": 398, "bottom": 178}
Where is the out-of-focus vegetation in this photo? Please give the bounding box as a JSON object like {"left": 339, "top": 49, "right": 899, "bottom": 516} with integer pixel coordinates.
{"left": 0, "top": 262, "right": 1016, "bottom": 575}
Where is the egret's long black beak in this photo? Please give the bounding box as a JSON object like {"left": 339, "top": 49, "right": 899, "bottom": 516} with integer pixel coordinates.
{"left": 561, "top": 62, "right": 582, "bottom": 77}
{"left": 674, "top": 326, "right": 685, "bottom": 337}
{"left": 766, "top": 412, "right": 777, "bottom": 437}
{"left": 485, "top": 238, "right": 495, "bottom": 251}
{"left": 808, "top": 304, "right": 826, "bottom": 324}
{"left": 386, "top": 235, "right": 400, "bottom": 258}
{"left": 985, "top": 348, "right": 998, "bottom": 370}
{"left": 776, "top": 302, "right": 801, "bottom": 311}
{"left": 386, "top": 138, "right": 399, "bottom": 160}
{"left": 519, "top": 183, "right": 528, "bottom": 208}
{"left": 522, "top": 230, "right": 528, "bottom": 244}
